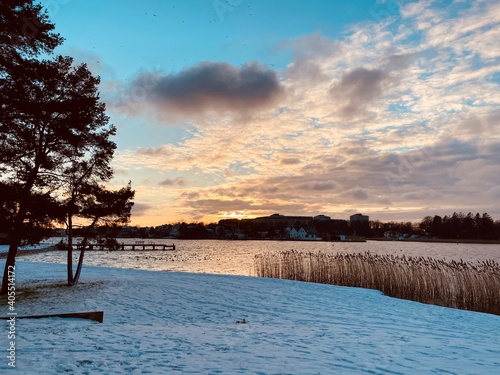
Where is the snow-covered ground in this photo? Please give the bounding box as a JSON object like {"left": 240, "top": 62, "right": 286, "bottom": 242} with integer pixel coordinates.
{"left": 1, "top": 260, "right": 499, "bottom": 374}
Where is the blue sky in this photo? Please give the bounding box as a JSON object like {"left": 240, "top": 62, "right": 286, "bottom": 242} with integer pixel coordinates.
{"left": 40, "top": 0, "right": 500, "bottom": 225}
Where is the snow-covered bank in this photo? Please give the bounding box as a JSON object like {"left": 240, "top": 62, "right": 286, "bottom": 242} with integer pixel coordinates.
{"left": 1, "top": 260, "right": 499, "bottom": 374}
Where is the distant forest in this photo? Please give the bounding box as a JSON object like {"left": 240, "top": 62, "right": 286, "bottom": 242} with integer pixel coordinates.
{"left": 51, "top": 211, "right": 500, "bottom": 241}
{"left": 370, "top": 212, "right": 500, "bottom": 240}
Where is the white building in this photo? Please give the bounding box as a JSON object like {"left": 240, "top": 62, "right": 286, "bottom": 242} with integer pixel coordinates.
{"left": 287, "top": 227, "right": 319, "bottom": 241}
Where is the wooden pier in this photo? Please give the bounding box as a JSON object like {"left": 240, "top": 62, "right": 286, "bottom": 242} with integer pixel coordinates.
{"left": 79, "top": 243, "right": 175, "bottom": 251}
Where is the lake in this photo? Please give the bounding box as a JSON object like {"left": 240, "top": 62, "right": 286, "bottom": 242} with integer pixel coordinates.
{"left": 19, "top": 238, "right": 500, "bottom": 277}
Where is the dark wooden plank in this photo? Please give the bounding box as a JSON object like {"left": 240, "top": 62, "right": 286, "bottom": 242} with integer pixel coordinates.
{"left": 1, "top": 311, "right": 104, "bottom": 323}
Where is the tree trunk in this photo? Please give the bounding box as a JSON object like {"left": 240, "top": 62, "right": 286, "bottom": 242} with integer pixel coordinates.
{"left": 1, "top": 239, "right": 20, "bottom": 295}
{"left": 67, "top": 213, "right": 74, "bottom": 286}
{"left": 0, "top": 209, "right": 25, "bottom": 295}
{"left": 69, "top": 217, "right": 96, "bottom": 286}
{"left": 71, "top": 231, "right": 89, "bottom": 285}
{"left": 72, "top": 249, "right": 85, "bottom": 285}
{"left": 1, "top": 163, "right": 41, "bottom": 294}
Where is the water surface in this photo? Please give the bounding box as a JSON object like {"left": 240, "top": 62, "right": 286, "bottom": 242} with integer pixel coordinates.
{"left": 21, "top": 239, "right": 500, "bottom": 277}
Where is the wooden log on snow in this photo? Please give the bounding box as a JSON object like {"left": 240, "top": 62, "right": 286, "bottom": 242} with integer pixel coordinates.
{"left": 1, "top": 311, "right": 103, "bottom": 323}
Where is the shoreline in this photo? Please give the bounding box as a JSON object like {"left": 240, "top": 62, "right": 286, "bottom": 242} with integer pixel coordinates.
{"left": 368, "top": 238, "right": 500, "bottom": 244}
{"left": 0, "top": 246, "right": 62, "bottom": 259}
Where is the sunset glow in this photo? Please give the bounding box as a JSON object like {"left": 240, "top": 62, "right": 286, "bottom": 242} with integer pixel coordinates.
{"left": 41, "top": 0, "right": 500, "bottom": 225}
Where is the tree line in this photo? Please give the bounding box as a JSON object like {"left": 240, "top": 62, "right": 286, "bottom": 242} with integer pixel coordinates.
{"left": 418, "top": 212, "right": 498, "bottom": 240}
{"left": 370, "top": 212, "right": 500, "bottom": 240}
{"left": 0, "top": 1, "right": 134, "bottom": 294}
{"left": 105, "top": 212, "right": 500, "bottom": 240}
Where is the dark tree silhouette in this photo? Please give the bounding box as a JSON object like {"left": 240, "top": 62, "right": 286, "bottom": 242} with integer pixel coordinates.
{"left": 67, "top": 183, "right": 134, "bottom": 285}
{"left": 0, "top": 54, "right": 120, "bottom": 293}
{"left": 430, "top": 215, "right": 443, "bottom": 236}
{"left": 57, "top": 92, "right": 118, "bottom": 285}
{"left": 418, "top": 212, "right": 498, "bottom": 239}
{"left": 1, "top": 0, "right": 63, "bottom": 295}
{"left": 0, "top": 1, "right": 134, "bottom": 292}
{"left": 0, "top": 182, "right": 62, "bottom": 245}
{"left": 419, "top": 216, "right": 433, "bottom": 233}
{"left": 479, "top": 213, "right": 495, "bottom": 240}
{"left": 0, "top": 0, "right": 63, "bottom": 68}
{"left": 462, "top": 212, "right": 475, "bottom": 239}
{"left": 61, "top": 126, "right": 133, "bottom": 285}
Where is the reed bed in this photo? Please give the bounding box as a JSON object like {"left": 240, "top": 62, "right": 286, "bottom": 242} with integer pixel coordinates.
{"left": 254, "top": 250, "right": 500, "bottom": 315}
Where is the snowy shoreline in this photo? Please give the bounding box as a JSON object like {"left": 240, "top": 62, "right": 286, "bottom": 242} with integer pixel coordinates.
{"left": 1, "top": 260, "right": 499, "bottom": 374}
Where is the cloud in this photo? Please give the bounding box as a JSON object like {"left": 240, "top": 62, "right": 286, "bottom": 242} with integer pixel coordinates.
{"left": 280, "top": 33, "right": 344, "bottom": 82}
{"left": 119, "top": 136, "right": 500, "bottom": 224}
{"left": 182, "top": 196, "right": 312, "bottom": 220}
{"left": 158, "top": 177, "right": 187, "bottom": 187}
{"left": 383, "top": 53, "right": 417, "bottom": 71}
{"left": 487, "top": 186, "right": 500, "bottom": 199}
{"left": 111, "top": 0, "right": 500, "bottom": 225}
{"left": 455, "top": 110, "right": 500, "bottom": 138}
{"left": 280, "top": 33, "right": 344, "bottom": 60}
{"left": 118, "top": 61, "right": 284, "bottom": 120}
{"left": 331, "top": 67, "right": 391, "bottom": 119}
{"left": 180, "top": 191, "right": 200, "bottom": 200}
{"left": 339, "top": 186, "right": 369, "bottom": 200}
{"left": 401, "top": 189, "right": 442, "bottom": 200}
{"left": 131, "top": 203, "right": 153, "bottom": 216}
{"left": 296, "top": 181, "right": 338, "bottom": 191}
{"left": 280, "top": 158, "right": 301, "bottom": 165}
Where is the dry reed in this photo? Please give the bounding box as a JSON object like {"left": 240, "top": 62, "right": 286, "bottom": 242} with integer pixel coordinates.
{"left": 254, "top": 251, "right": 500, "bottom": 315}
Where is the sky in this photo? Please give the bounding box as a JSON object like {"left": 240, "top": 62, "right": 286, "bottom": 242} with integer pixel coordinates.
{"left": 38, "top": 0, "right": 500, "bottom": 226}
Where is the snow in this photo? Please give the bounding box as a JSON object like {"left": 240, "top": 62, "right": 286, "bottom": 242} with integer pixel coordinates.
{"left": 1, "top": 260, "right": 500, "bottom": 374}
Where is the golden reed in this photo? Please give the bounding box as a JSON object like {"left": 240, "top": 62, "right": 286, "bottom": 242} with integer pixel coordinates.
{"left": 254, "top": 251, "right": 500, "bottom": 315}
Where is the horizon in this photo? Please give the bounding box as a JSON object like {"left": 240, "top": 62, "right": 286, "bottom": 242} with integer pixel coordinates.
{"left": 52, "top": 210, "right": 500, "bottom": 228}
{"left": 40, "top": 0, "right": 500, "bottom": 226}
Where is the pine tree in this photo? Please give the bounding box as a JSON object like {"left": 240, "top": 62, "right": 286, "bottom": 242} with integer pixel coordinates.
{"left": 0, "top": 2, "right": 134, "bottom": 292}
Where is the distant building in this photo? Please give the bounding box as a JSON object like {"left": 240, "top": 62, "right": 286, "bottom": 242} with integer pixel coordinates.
{"left": 350, "top": 213, "right": 369, "bottom": 236}
{"left": 287, "top": 227, "right": 319, "bottom": 241}
{"left": 288, "top": 227, "right": 299, "bottom": 239}
{"left": 350, "top": 213, "right": 369, "bottom": 224}
{"left": 217, "top": 219, "right": 241, "bottom": 228}
{"left": 314, "top": 215, "right": 331, "bottom": 221}
{"left": 253, "top": 213, "right": 313, "bottom": 227}
{"left": 216, "top": 213, "right": 349, "bottom": 240}
{"left": 312, "top": 215, "right": 348, "bottom": 240}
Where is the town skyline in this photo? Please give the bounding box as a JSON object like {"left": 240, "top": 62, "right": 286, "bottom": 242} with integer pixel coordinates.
{"left": 72, "top": 210, "right": 500, "bottom": 242}
{"left": 113, "top": 211, "right": 500, "bottom": 227}
{"left": 41, "top": 0, "right": 500, "bottom": 226}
